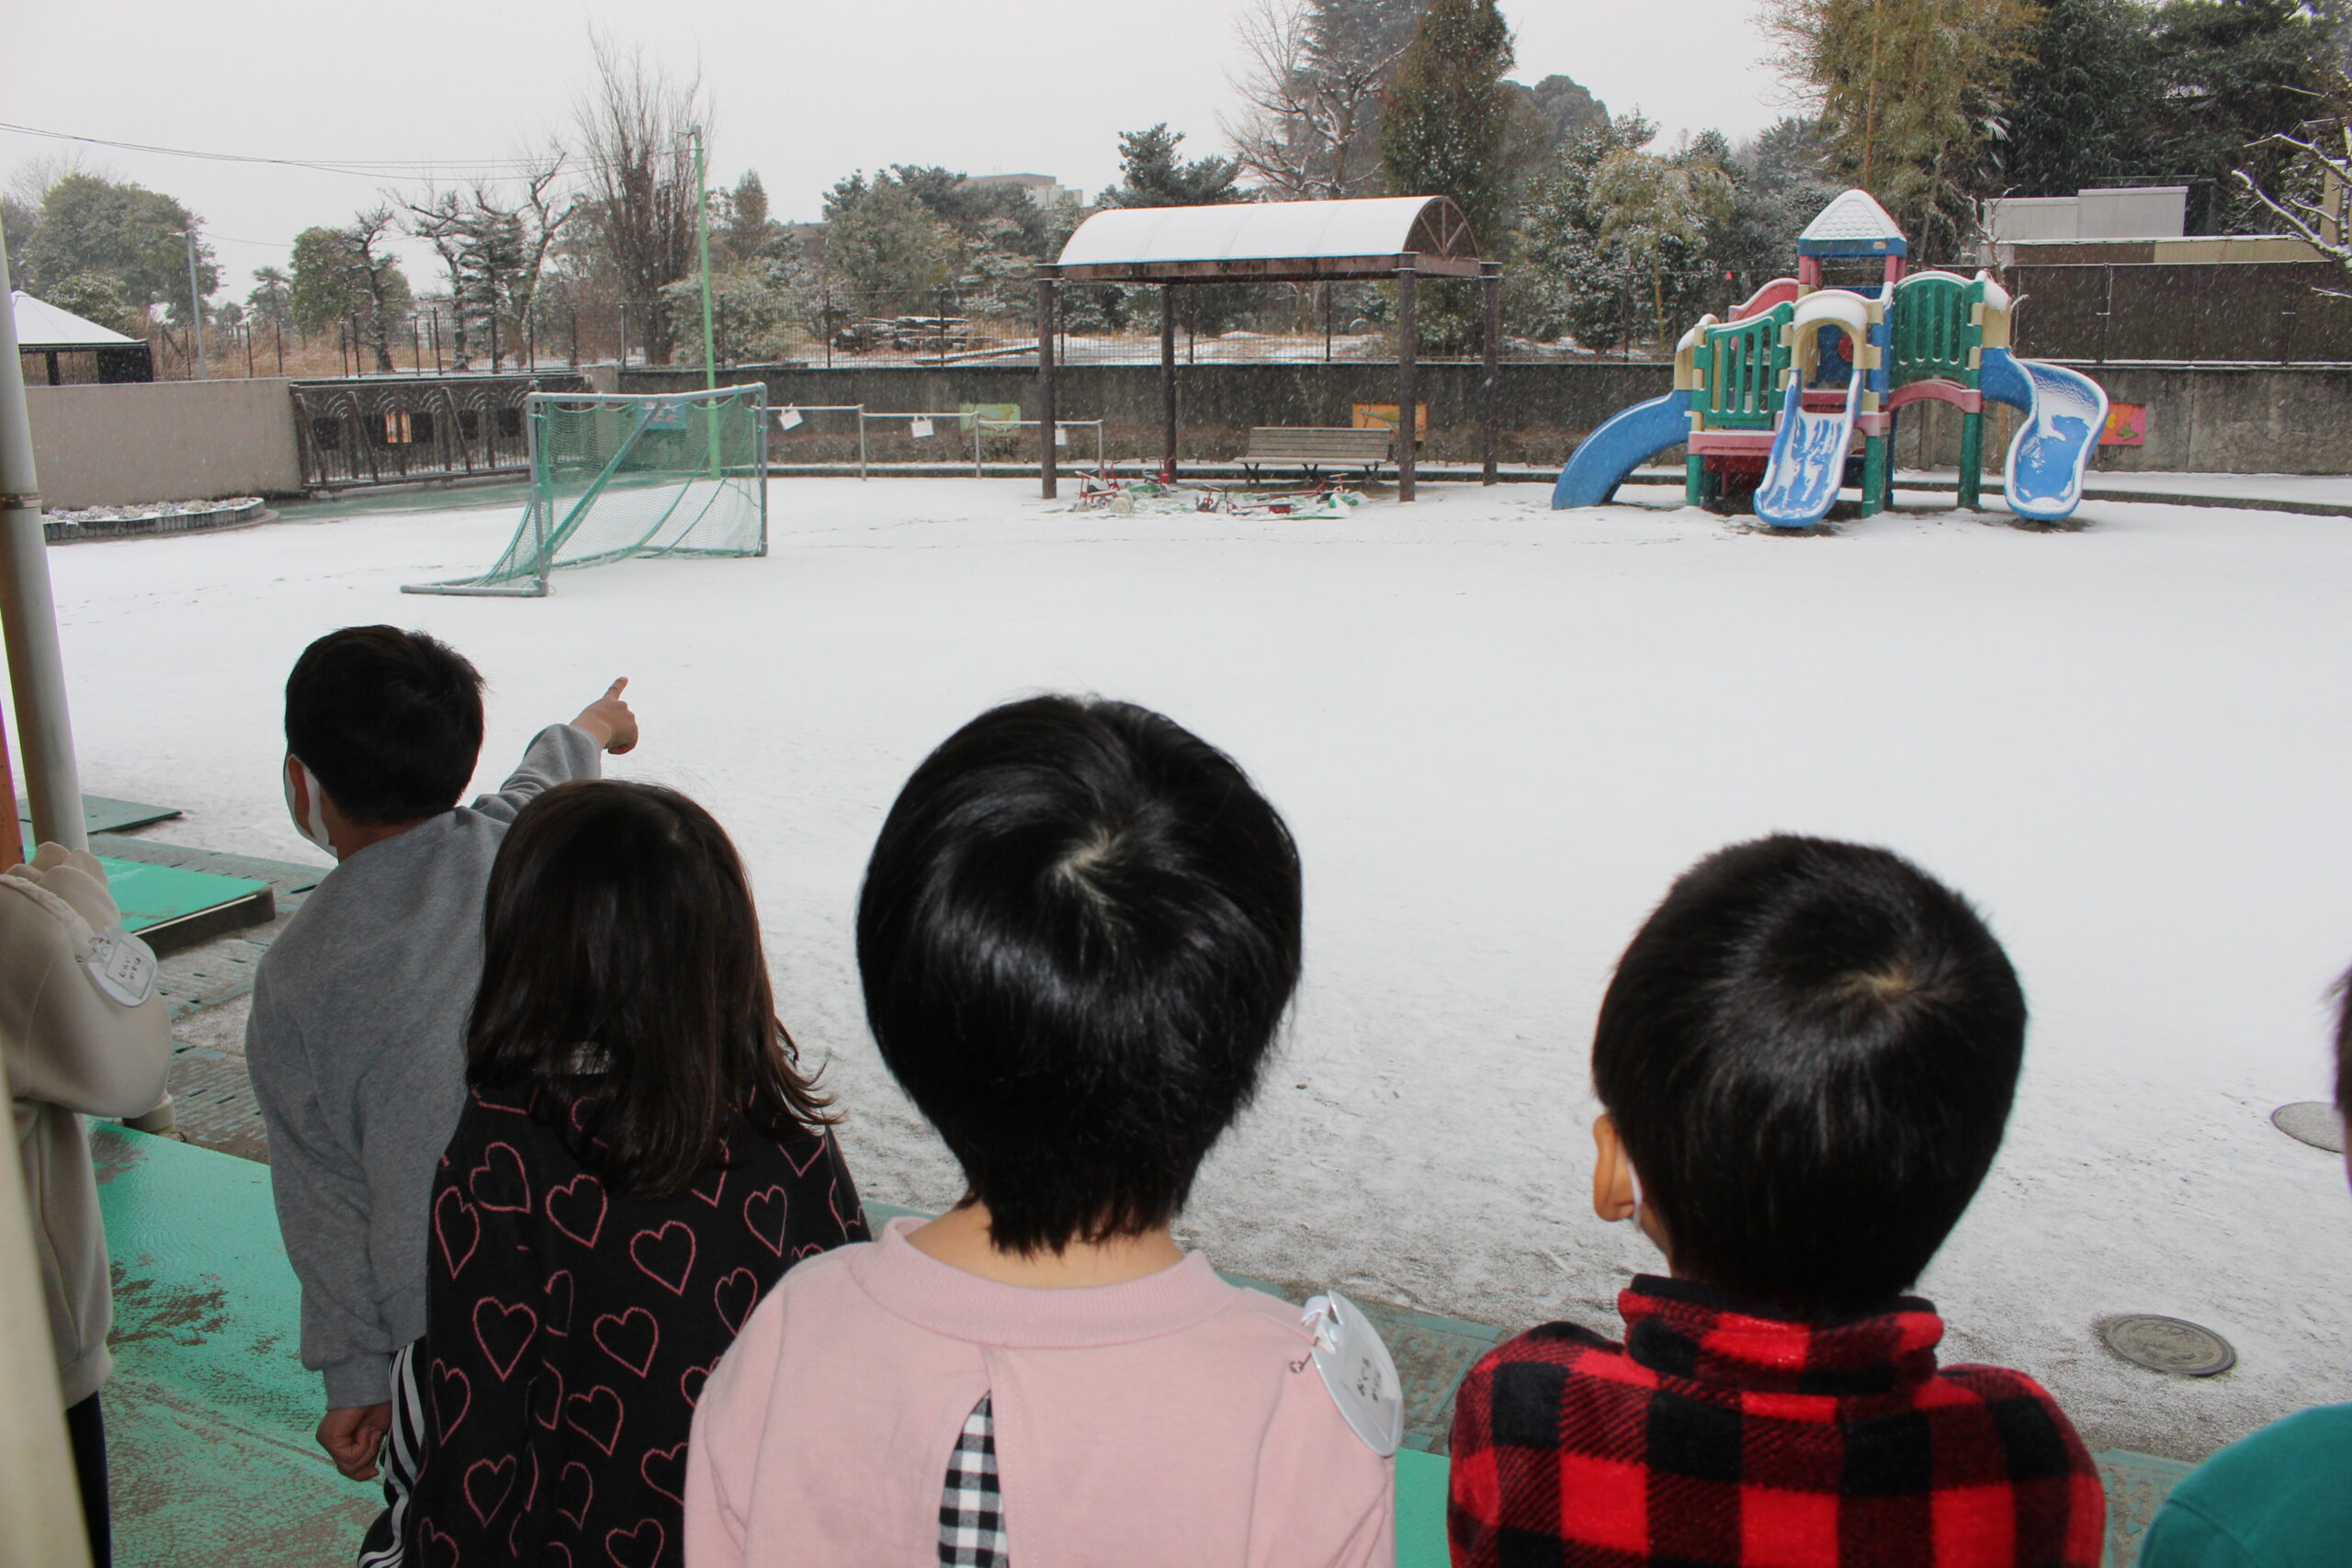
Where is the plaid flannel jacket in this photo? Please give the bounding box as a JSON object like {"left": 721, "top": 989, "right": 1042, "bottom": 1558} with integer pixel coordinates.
{"left": 1447, "top": 1276, "right": 2105, "bottom": 1568}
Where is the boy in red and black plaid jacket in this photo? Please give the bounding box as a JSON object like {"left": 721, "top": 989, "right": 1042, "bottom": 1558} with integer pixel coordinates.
{"left": 1449, "top": 835, "right": 2105, "bottom": 1568}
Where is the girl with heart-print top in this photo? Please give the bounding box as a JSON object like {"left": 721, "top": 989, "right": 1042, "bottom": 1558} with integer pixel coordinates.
{"left": 404, "top": 781, "right": 866, "bottom": 1568}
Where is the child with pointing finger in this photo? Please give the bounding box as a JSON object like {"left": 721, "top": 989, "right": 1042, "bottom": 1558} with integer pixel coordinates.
{"left": 244, "top": 626, "right": 638, "bottom": 1568}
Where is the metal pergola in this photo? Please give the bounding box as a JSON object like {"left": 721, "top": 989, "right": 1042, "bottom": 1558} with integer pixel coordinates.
{"left": 1031, "top": 196, "right": 1501, "bottom": 502}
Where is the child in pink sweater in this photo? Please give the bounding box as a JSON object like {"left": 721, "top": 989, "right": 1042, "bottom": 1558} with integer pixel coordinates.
{"left": 686, "top": 695, "right": 1395, "bottom": 1568}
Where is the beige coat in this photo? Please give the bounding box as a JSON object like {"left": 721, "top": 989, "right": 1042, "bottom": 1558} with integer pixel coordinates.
{"left": 2, "top": 845, "right": 172, "bottom": 1406}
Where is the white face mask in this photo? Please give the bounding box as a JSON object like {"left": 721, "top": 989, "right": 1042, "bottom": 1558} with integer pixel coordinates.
{"left": 284, "top": 756, "right": 335, "bottom": 855}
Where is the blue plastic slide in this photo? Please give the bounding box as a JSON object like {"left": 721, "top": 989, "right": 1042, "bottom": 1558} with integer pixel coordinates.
{"left": 1980, "top": 348, "right": 2107, "bottom": 523}
{"left": 1551, "top": 389, "right": 1691, "bottom": 508}
{"left": 1752, "top": 372, "right": 1861, "bottom": 529}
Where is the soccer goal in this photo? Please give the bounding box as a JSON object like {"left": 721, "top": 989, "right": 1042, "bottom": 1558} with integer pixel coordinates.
{"left": 403, "top": 384, "right": 770, "bottom": 597}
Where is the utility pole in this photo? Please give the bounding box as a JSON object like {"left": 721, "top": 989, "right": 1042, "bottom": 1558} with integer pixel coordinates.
{"left": 179, "top": 228, "right": 207, "bottom": 379}
{"left": 691, "top": 126, "right": 721, "bottom": 479}
{"left": 692, "top": 126, "right": 717, "bottom": 391}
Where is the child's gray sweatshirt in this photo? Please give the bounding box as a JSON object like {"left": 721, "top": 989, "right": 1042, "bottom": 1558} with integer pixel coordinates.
{"left": 244, "top": 725, "right": 600, "bottom": 1408}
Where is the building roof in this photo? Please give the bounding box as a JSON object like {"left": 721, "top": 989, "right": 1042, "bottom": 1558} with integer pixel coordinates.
{"left": 12, "top": 290, "right": 141, "bottom": 350}
{"left": 1798, "top": 190, "right": 1908, "bottom": 258}
{"left": 1049, "top": 196, "right": 1486, "bottom": 282}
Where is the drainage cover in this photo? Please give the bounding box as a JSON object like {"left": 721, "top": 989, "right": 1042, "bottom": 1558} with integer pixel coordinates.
{"left": 2098, "top": 1315, "right": 2236, "bottom": 1377}
{"left": 2272, "top": 1101, "right": 2346, "bottom": 1154}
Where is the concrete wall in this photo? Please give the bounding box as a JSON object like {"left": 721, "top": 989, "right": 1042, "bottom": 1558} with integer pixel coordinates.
{"left": 1893, "top": 363, "right": 2352, "bottom": 476}
{"left": 25, "top": 378, "right": 304, "bottom": 509}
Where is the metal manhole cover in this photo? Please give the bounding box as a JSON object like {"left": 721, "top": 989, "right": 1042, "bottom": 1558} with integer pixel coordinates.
{"left": 2098, "top": 1315, "right": 2236, "bottom": 1377}
{"left": 2272, "top": 1101, "right": 2346, "bottom": 1154}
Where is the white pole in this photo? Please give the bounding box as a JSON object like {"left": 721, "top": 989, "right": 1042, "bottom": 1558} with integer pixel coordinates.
{"left": 182, "top": 229, "right": 206, "bottom": 381}
{"left": 0, "top": 214, "right": 87, "bottom": 853}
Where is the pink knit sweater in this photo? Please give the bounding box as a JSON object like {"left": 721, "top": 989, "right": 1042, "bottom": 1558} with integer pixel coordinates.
{"left": 684, "top": 1218, "right": 1396, "bottom": 1568}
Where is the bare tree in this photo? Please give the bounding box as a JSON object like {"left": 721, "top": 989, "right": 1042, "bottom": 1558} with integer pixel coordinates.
{"left": 407, "top": 148, "right": 581, "bottom": 370}
{"left": 1221, "top": 0, "right": 1407, "bottom": 201}
{"left": 574, "top": 36, "right": 707, "bottom": 365}
{"left": 403, "top": 189, "right": 474, "bottom": 367}
{"left": 2239, "top": 109, "right": 2352, "bottom": 299}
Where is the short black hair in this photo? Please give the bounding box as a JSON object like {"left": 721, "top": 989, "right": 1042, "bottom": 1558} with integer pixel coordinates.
{"left": 285, "top": 626, "right": 484, "bottom": 826}
{"left": 470, "top": 781, "right": 831, "bottom": 1198}
{"left": 856, "top": 695, "right": 1303, "bottom": 1255}
{"left": 1593, "top": 835, "right": 2027, "bottom": 1315}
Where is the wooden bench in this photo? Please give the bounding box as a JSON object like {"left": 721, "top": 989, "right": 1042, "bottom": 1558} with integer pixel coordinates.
{"left": 1240, "top": 426, "right": 1396, "bottom": 483}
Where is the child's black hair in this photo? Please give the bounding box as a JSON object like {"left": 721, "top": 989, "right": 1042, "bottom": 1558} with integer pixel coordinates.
{"left": 1593, "top": 834, "right": 2027, "bottom": 1315}
{"left": 856, "top": 695, "right": 1303, "bottom": 1256}
{"left": 284, "top": 626, "right": 485, "bottom": 826}
{"left": 469, "top": 780, "right": 832, "bottom": 1198}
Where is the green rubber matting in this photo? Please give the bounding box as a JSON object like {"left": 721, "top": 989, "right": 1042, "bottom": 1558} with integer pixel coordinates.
{"left": 17, "top": 795, "right": 183, "bottom": 835}
{"left": 96, "top": 856, "right": 273, "bottom": 954}
{"left": 95, "top": 1123, "right": 380, "bottom": 1566}
{"left": 100, "top": 1159, "right": 2182, "bottom": 1568}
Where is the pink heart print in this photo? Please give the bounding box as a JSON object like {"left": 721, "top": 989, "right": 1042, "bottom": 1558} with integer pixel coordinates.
{"left": 546, "top": 1174, "right": 607, "bottom": 1248}
{"left": 471, "top": 1297, "right": 538, "bottom": 1382}
{"left": 466, "top": 1142, "right": 532, "bottom": 1213}
{"left": 433, "top": 1188, "right": 480, "bottom": 1276}
{"left": 629, "top": 1221, "right": 697, "bottom": 1296}
{"left": 593, "top": 1307, "right": 661, "bottom": 1379}
{"left": 742, "top": 1185, "right": 789, "bottom": 1256}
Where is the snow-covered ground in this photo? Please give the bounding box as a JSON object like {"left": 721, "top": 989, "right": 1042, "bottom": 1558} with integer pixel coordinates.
{"left": 38, "top": 478, "right": 2352, "bottom": 1460}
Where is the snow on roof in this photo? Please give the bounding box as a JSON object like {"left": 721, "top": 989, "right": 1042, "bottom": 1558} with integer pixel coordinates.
{"left": 1799, "top": 190, "right": 1908, "bottom": 255}
{"left": 1055, "top": 197, "right": 1480, "bottom": 277}
{"left": 12, "top": 290, "right": 140, "bottom": 349}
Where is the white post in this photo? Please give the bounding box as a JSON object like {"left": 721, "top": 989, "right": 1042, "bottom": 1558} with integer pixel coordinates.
{"left": 182, "top": 229, "right": 207, "bottom": 381}
{"left": 0, "top": 215, "right": 86, "bottom": 852}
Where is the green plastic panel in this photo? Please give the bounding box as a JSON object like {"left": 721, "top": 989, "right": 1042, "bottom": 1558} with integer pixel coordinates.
{"left": 95, "top": 1124, "right": 379, "bottom": 1566}
{"left": 17, "top": 795, "right": 183, "bottom": 836}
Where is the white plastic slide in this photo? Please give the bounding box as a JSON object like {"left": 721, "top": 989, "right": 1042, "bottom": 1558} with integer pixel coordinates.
{"left": 1980, "top": 349, "right": 2108, "bottom": 523}
{"left": 1753, "top": 291, "right": 1871, "bottom": 530}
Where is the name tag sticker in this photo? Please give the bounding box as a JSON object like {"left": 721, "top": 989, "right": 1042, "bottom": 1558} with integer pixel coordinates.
{"left": 85, "top": 925, "right": 158, "bottom": 1008}
{"left": 1301, "top": 1292, "right": 1402, "bottom": 1456}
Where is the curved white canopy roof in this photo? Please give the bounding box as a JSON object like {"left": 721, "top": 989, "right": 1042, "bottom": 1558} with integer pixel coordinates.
{"left": 1052, "top": 196, "right": 1483, "bottom": 281}
{"left": 13, "top": 290, "right": 140, "bottom": 349}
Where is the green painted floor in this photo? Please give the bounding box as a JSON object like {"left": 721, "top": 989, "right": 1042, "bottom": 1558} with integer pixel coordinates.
{"left": 95, "top": 1124, "right": 380, "bottom": 1566}
{"left": 102, "top": 1135, "right": 2181, "bottom": 1568}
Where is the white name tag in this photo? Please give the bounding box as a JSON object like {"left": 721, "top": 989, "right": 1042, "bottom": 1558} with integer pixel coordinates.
{"left": 1300, "top": 1292, "right": 1402, "bottom": 1456}
{"left": 85, "top": 924, "right": 158, "bottom": 1008}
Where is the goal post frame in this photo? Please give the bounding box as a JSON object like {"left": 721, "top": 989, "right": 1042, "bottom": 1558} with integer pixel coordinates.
{"left": 402, "top": 383, "right": 768, "bottom": 598}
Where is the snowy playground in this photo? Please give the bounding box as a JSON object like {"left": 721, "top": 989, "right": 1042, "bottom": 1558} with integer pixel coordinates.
{"left": 41, "top": 471, "right": 2352, "bottom": 1465}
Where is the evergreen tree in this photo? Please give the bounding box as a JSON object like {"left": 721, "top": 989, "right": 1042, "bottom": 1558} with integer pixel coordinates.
{"left": 2150, "top": 0, "right": 2341, "bottom": 231}
{"left": 17, "top": 173, "right": 217, "bottom": 312}
{"left": 1509, "top": 113, "right": 1662, "bottom": 351}
{"left": 288, "top": 211, "right": 412, "bottom": 372}
{"left": 1377, "top": 0, "right": 1519, "bottom": 250}
{"left": 822, "top": 173, "right": 958, "bottom": 308}
{"left": 1724, "top": 118, "right": 1840, "bottom": 288}
{"left": 1100, "top": 126, "right": 1247, "bottom": 208}
{"left": 1762, "top": 0, "right": 2041, "bottom": 257}
{"left": 2001, "top": 0, "right": 2162, "bottom": 197}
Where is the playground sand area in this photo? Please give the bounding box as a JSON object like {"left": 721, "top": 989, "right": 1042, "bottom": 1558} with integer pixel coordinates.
{"left": 43, "top": 475, "right": 2352, "bottom": 1462}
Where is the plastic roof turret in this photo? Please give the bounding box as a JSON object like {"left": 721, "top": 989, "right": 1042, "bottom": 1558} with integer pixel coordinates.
{"left": 1797, "top": 190, "right": 1908, "bottom": 259}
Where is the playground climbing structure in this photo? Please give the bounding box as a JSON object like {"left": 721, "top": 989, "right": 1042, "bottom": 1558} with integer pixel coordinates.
{"left": 1554, "top": 189, "right": 2108, "bottom": 527}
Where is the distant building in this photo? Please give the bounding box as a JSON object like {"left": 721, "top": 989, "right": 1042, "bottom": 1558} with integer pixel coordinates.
{"left": 1980, "top": 186, "right": 2320, "bottom": 267}
{"left": 966, "top": 173, "right": 1078, "bottom": 209}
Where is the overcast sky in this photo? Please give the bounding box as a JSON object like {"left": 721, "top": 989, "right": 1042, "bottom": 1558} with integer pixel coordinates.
{"left": 7, "top": 0, "right": 1788, "bottom": 296}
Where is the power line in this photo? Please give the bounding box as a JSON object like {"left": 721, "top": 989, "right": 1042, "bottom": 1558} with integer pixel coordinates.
{"left": 0, "top": 119, "right": 613, "bottom": 183}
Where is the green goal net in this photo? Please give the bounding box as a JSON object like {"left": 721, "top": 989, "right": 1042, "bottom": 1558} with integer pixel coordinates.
{"left": 403, "top": 384, "right": 769, "bottom": 597}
